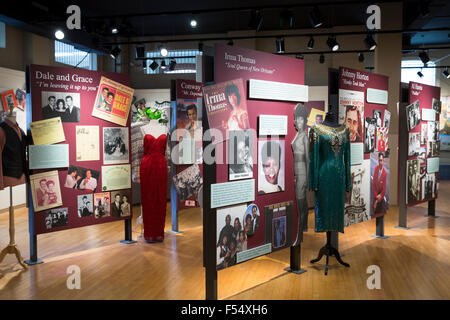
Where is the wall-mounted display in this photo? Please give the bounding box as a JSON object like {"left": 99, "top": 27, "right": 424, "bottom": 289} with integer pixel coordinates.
{"left": 41, "top": 91, "right": 80, "bottom": 122}
{"left": 103, "top": 127, "right": 129, "bottom": 165}
{"left": 257, "top": 140, "right": 285, "bottom": 195}
{"left": 422, "top": 108, "right": 436, "bottom": 122}
{"left": 307, "top": 108, "right": 326, "bottom": 127}
{"left": 211, "top": 179, "right": 255, "bottom": 209}
{"left": 92, "top": 76, "right": 133, "bottom": 126}
{"left": 228, "top": 130, "right": 254, "bottom": 181}
{"left": 383, "top": 110, "right": 391, "bottom": 129}
{"left": 15, "top": 88, "right": 26, "bottom": 111}
{"left": 427, "top": 157, "right": 440, "bottom": 173}
{"left": 427, "top": 121, "right": 439, "bottom": 142}
{"left": 76, "top": 125, "right": 100, "bottom": 161}
{"left": 65, "top": 165, "right": 99, "bottom": 192}
{"left": 30, "top": 170, "right": 63, "bottom": 212}
{"left": 30, "top": 117, "right": 65, "bottom": 145}
{"left": 432, "top": 98, "right": 441, "bottom": 114}
{"left": 421, "top": 173, "right": 437, "bottom": 200}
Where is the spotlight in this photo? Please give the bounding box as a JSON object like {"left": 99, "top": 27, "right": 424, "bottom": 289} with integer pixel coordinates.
{"left": 307, "top": 36, "right": 314, "bottom": 50}
{"left": 149, "top": 60, "right": 159, "bottom": 71}
{"left": 55, "top": 30, "right": 64, "bottom": 40}
{"left": 198, "top": 42, "right": 204, "bottom": 52}
{"left": 110, "top": 46, "right": 121, "bottom": 59}
{"left": 327, "top": 36, "right": 339, "bottom": 51}
{"left": 111, "top": 27, "right": 119, "bottom": 34}
{"left": 169, "top": 60, "right": 177, "bottom": 71}
{"left": 227, "top": 39, "right": 234, "bottom": 46}
{"left": 358, "top": 52, "right": 365, "bottom": 62}
{"left": 190, "top": 18, "right": 198, "bottom": 28}
{"left": 419, "top": 0, "right": 430, "bottom": 17}
{"left": 319, "top": 54, "right": 325, "bottom": 64}
{"left": 309, "top": 6, "right": 323, "bottom": 28}
{"left": 142, "top": 60, "right": 147, "bottom": 69}
{"left": 160, "top": 60, "right": 167, "bottom": 70}
{"left": 275, "top": 38, "right": 285, "bottom": 54}
{"left": 280, "top": 9, "right": 294, "bottom": 29}
{"left": 249, "top": 9, "right": 263, "bottom": 31}
{"left": 135, "top": 46, "right": 145, "bottom": 59}
{"left": 443, "top": 68, "right": 450, "bottom": 79}
{"left": 419, "top": 51, "right": 430, "bottom": 66}
{"left": 417, "top": 70, "right": 424, "bottom": 78}
{"left": 364, "top": 34, "right": 377, "bottom": 51}
{"left": 159, "top": 45, "right": 168, "bottom": 57}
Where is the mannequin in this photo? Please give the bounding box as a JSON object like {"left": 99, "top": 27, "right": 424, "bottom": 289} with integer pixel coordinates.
{"left": 0, "top": 105, "right": 28, "bottom": 269}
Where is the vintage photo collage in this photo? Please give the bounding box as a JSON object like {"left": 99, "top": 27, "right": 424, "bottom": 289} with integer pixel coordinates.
{"left": 30, "top": 79, "right": 133, "bottom": 230}
{"left": 406, "top": 99, "right": 440, "bottom": 204}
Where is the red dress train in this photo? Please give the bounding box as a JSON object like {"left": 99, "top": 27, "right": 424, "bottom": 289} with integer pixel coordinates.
{"left": 140, "top": 134, "right": 168, "bottom": 242}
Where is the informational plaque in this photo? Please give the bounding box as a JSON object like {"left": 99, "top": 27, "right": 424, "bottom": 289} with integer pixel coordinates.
{"left": 366, "top": 88, "right": 388, "bottom": 105}
{"left": 29, "top": 144, "right": 69, "bottom": 170}
{"left": 236, "top": 243, "right": 272, "bottom": 264}
{"left": 422, "top": 108, "right": 437, "bottom": 122}
{"left": 249, "top": 79, "right": 308, "bottom": 102}
{"left": 350, "top": 143, "right": 364, "bottom": 165}
{"left": 211, "top": 179, "right": 255, "bottom": 209}
{"left": 427, "top": 157, "right": 440, "bottom": 173}
{"left": 259, "top": 115, "right": 288, "bottom": 136}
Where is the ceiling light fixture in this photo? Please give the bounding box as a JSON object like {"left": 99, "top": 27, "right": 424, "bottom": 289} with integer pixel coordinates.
{"left": 149, "top": 60, "right": 159, "bottom": 71}
{"left": 55, "top": 30, "right": 64, "bottom": 40}
{"left": 327, "top": 36, "right": 339, "bottom": 51}
{"left": 419, "top": 51, "right": 430, "bottom": 66}
{"left": 249, "top": 9, "right": 263, "bottom": 31}
{"left": 160, "top": 45, "right": 168, "bottom": 57}
{"left": 198, "top": 42, "right": 204, "bottom": 52}
{"left": 110, "top": 46, "right": 121, "bottom": 59}
{"left": 111, "top": 27, "right": 119, "bottom": 34}
{"left": 190, "top": 18, "right": 198, "bottom": 28}
{"left": 443, "top": 68, "right": 450, "bottom": 79}
{"left": 160, "top": 60, "right": 167, "bottom": 70}
{"left": 309, "top": 6, "right": 323, "bottom": 28}
{"left": 419, "top": 0, "right": 430, "bottom": 17}
{"left": 364, "top": 34, "right": 377, "bottom": 51}
{"left": 135, "top": 46, "right": 145, "bottom": 59}
{"left": 142, "top": 61, "right": 147, "bottom": 69}
{"left": 307, "top": 36, "right": 314, "bottom": 50}
{"left": 227, "top": 39, "right": 234, "bottom": 46}
{"left": 319, "top": 54, "right": 325, "bottom": 64}
{"left": 169, "top": 60, "right": 177, "bottom": 71}
{"left": 275, "top": 38, "right": 285, "bottom": 54}
{"left": 280, "top": 9, "right": 294, "bottom": 29}
{"left": 358, "top": 52, "right": 365, "bottom": 62}
{"left": 417, "top": 70, "right": 424, "bottom": 78}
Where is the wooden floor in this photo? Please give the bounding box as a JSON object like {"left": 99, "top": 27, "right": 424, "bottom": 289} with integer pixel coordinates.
{"left": 0, "top": 182, "right": 449, "bottom": 300}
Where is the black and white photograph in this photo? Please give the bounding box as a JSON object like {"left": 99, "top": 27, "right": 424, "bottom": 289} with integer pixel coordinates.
{"left": 173, "top": 164, "right": 203, "bottom": 202}
{"left": 407, "top": 159, "right": 420, "bottom": 204}
{"left": 364, "top": 117, "right": 376, "bottom": 153}
{"left": 45, "top": 208, "right": 69, "bottom": 229}
{"left": 421, "top": 173, "right": 437, "bottom": 200}
{"left": 420, "top": 124, "right": 427, "bottom": 145}
{"left": 383, "top": 110, "right": 391, "bottom": 128}
{"left": 418, "top": 147, "right": 427, "bottom": 164}
{"left": 427, "top": 140, "right": 440, "bottom": 158}
{"left": 373, "top": 110, "right": 382, "bottom": 128}
{"left": 427, "top": 121, "right": 439, "bottom": 142}
{"left": 110, "top": 189, "right": 131, "bottom": 217}
{"left": 258, "top": 140, "right": 285, "bottom": 195}
{"left": 77, "top": 194, "right": 93, "bottom": 218}
{"left": 228, "top": 130, "right": 254, "bottom": 181}
{"left": 432, "top": 98, "right": 442, "bottom": 114}
{"left": 216, "top": 204, "right": 248, "bottom": 271}
{"left": 408, "top": 132, "right": 420, "bottom": 156}
{"left": 41, "top": 91, "right": 81, "bottom": 122}
{"left": 345, "top": 160, "right": 371, "bottom": 227}
{"left": 406, "top": 100, "right": 420, "bottom": 131}
{"left": 103, "top": 127, "right": 129, "bottom": 165}
{"left": 64, "top": 165, "right": 100, "bottom": 192}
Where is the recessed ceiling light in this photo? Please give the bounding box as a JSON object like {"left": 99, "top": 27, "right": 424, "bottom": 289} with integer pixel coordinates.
{"left": 111, "top": 27, "right": 119, "bottom": 34}
{"left": 190, "top": 19, "right": 198, "bottom": 28}
{"left": 55, "top": 30, "right": 64, "bottom": 40}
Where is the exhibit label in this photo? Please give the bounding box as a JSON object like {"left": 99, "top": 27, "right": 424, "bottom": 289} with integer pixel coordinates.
{"left": 30, "top": 117, "right": 66, "bottom": 145}
{"left": 211, "top": 179, "right": 255, "bottom": 208}
{"left": 259, "top": 115, "right": 288, "bottom": 136}
{"left": 29, "top": 144, "right": 69, "bottom": 170}
{"left": 367, "top": 88, "right": 388, "bottom": 105}
{"left": 249, "top": 79, "right": 308, "bottom": 102}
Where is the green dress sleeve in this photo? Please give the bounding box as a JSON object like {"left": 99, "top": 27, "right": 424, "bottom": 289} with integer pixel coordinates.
{"left": 344, "top": 128, "right": 351, "bottom": 192}
{"left": 309, "top": 127, "right": 319, "bottom": 191}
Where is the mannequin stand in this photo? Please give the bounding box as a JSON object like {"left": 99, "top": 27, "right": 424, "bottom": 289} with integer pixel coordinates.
{"left": 310, "top": 231, "right": 349, "bottom": 275}
{"left": 0, "top": 187, "right": 27, "bottom": 269}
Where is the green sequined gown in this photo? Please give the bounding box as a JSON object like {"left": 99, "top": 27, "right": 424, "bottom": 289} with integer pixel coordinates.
{"left": 309, "top": 124, "right": 351, "bottom": 233}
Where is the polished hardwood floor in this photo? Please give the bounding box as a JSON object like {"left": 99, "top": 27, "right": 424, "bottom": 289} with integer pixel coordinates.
{"left": 0, "top": 182, "right": 449, "bottom": 300}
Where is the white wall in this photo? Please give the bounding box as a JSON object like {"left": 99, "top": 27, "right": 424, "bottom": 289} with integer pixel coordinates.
{"left": 0, "top": 66, "right": 27, "bottom": 211}
{"left": 308, "top": 86, "right": 329, "bottom": 111}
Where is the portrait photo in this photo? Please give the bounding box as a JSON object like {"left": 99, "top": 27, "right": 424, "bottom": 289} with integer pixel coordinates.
{"left": 258, "top": 140, "right": 285, "bottom": 195}
{"left": 376, "top": 127, "right": 389, "bottom": 152}
{"left": 30, "top": 170, "right": 63, "bottom": 212}
{"left": 408, "top": 132, "right": 420, "bottom": 156}
{"left": 370, "top": 152, "right": 390, "bottom": 217}
{"left": 344, "top": 105, "right": 364, "bottom": 142}
{"left": 243, "top": 204, "right": 260, "bottom": 236}
{"left": 15, "top": 89, "right": 26, "bottom": 111}
{"left": 45, "top": 208, "right": 69, "bottom": 229}
{"left": 94, "top": 192, "right": 110, "bottom": 219}
{"left": 364, "top": 117, "right": 376, "bottom": 153}
{"left": 407, "top": 159, "right": 420, "bottom": 204}
{"left": 406, "top": 100, "right": 420, "bottom": 131}
{"left": 432, "top": 98, "right": 442, "bottom": 114}
{"left": 103, "top": 127, "right": 129, "bottom": 165}
{"left": 427, "top": 121, "right": 439, "bottom": 142}
{"left": 228, "top": 130, "right": 254, "bottom": 181}
{"left": 77, "top": 194, "right": 93, "bottom": 218}
{"left": 421, "top": 173, "right": 437, "bottom": 200}
{"left": 110, "top": 189, "right": 131, "bottom": 217}
{"left": 420, "top": 124, "right": 427, "bottom": 145}
{"left": 65, "top": 165, "right": 100, "bottom": 192}
{"left": 373, "top": 110, "right": 382, "bottom": 128}
{"left": 176, "top": 100, "right": 202, "bottom": 142}
{"left": 216, "top": 204, "right": 248, "bottom": 270}
{"left": 383, "top": 110, "right": 391, "bottom": 129}
{"left": 0, "top": 89, "right": 18, "bottom": 112}
{"left": 272, "top": 216, "right": 287, "bottom": 249}
{"left": 41, "top": 91, "right": 81, "bottom": 122}
{"left": 345, "top": 160, "right": 370, "bottom": 227}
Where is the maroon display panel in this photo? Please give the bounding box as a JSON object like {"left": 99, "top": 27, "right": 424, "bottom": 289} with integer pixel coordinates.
{"left": 214, "top": 44, "right": 304, "bottom": 251}
{"left": 406, "top": 81, "right": 441, "bottom": 207}
{"left": 29, "top": 64, "right": 132, "bottom": 235}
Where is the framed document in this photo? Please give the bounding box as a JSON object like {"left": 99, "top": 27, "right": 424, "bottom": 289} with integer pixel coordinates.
{"left": 101, "top": 164, "right": 131, "bottom": 191}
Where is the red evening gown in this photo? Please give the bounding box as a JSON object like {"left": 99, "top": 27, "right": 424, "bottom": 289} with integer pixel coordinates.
{"left": 140, "top": 134, "right": 168, "bottom": 242}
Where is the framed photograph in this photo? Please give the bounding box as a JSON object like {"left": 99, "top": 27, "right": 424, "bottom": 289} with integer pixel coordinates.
{"left": 264, "top": 201, "right": 293, "bottom": 252}
{"left": 364, "top": 117, "right": 376, "bottom": 153}
{"left": 30, "top": 170, "right": 63, "bottom": 212}
{"left": 110, "top": 189, "right": 131, "bottom": 217}
{"left": 258, "top": 140, "right": 285, "bottom": 195}
{"left": 94, "top": 192, "right": 111, "bottom": 219}
{"left": 376, "top": 127, "right": 389, "bottom": 152}
{"left": 15, "top": 89, "right": 26, "bottom": 111}
{"left": 372, "top": 110, "right": 382, "bottom": 128}
{"left": 1, "top": 89, "right": 18, "bottom": 112}
{"left": 77, "top": 194, "right": 93, "bottom": 218}
{"left": 408, "top": 132, "right": 420, "bottom": 156}
{"left": 383, "top": 110, "right": 391, "bottom": 128}
{"left": 41, "top": 91, "right": 81, "bottom": 122}
{"left": 427, "top": 121, "right": 439, "bottom": 142}
{"left": 345, "top": 160, "right": 371, "bottom": 227}
{"left": 421, "top": 173, "right": 437, "bottom": 201}
{"left": 45, "top": 208, "right": 69, "bottom": 229}
{"left": 407, "top": 159, "right": 420, "bottom": 204}
{"left": 65, "top": 165, "right": 100, "bottom": 192}
{"left": 173, "top": 164, "right": 203, "bottom": 202}
{"left": 406, "top": 100, "right": 420, "bottom": 131}
{"left": 243, "top": 204, "right": 260, "bottom": 236}
{"left": 420, "top": 124, "right": 427, "bottom": 145}
{"left": 103, "top": 127, "right": 129, "bottom": 165}
{"left": 344, "top": 105, "right": 364, "bottom": 142}
{"left": 427, "top": 140, "right": 440, "bottom": 158}
{"left": 432, "top": 98, "right": 442, "bottom": 114}
{"left": 228, "top": 130, "right": 254, "bottom": 181}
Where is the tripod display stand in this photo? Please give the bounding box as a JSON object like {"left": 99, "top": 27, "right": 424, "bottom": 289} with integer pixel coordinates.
{"left": 0, "top": 187, "right": 27, "bottom": 269}
{"left": 310, "top": 231, "right": 349, "bottom": 275}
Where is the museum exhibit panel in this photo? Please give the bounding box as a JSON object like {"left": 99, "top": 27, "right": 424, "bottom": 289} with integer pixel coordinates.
{"left": 0, "top": 0, "right": 449, "bottom": 303}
